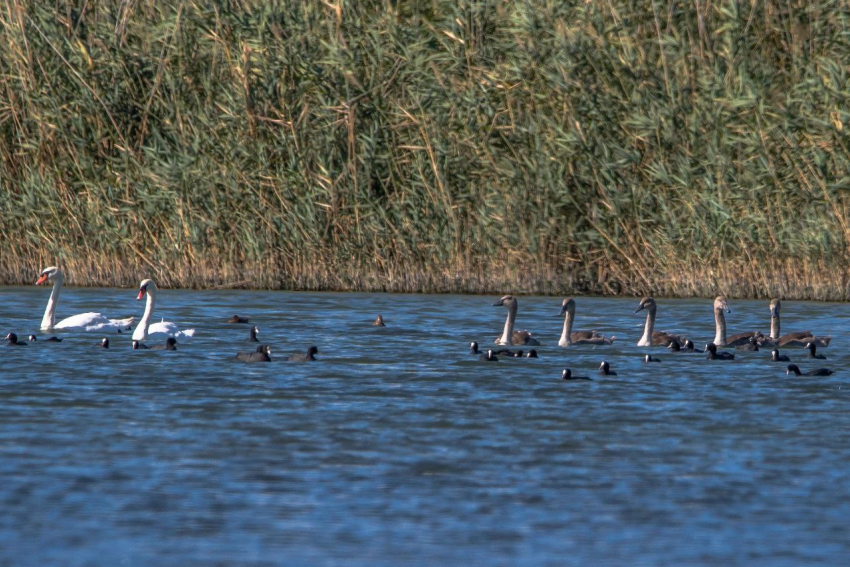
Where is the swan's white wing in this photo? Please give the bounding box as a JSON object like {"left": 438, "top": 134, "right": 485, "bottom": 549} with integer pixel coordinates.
{"left": 55, "top": 312, "right": 112, "bottom": 330}
{"left": 148, "top": 321, "right": 195, "bottom": 339}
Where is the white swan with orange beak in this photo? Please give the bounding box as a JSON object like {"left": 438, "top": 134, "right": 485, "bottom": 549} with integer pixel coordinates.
{"left": 36, "top": 266, "right": 134, "bottom": 332}
{"left": 132, "top": 278, "right": 196, "bottom": 342}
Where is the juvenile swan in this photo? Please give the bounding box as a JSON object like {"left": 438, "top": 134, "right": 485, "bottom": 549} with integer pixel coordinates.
{"left": 712, "top": 296, "right": 758, "bottom": 347}
{"left": 36, "top": 266, "right": 134, "bottom": 332}
{"left": 634, "top": 297, "right": 681, "bottom": 347}
{"left": 492, "top": 295, "right": 539, "bottom": 346}
{"left": 132, "top": 279, "right": 196, "bottom": 342}
{"left": 558, "top": 298, "right": 614, "bottom": 346}
{"left": 763, "top": 299, "right": 831, "bottom": 347}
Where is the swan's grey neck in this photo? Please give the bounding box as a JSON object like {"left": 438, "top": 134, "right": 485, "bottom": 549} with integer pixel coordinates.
{"left": 637, "top": 305, "right": 656, "bottom": 347}
{"left": 559, "top": 310, "right": 574, "bottom": 346}
{"left": 714, "top": 307, "right": 727, "bottom": 346}
{"left": 498, "top": 301, "right": 517, "bottom": 346}
{"left": 133, "top": 289, "right": 156, "bottom": 341}
{"left": 41, "top": 276, "right": 63, "bottom": 331}
{"left": 770, "top": 314, "right": 780, "bottom": 340}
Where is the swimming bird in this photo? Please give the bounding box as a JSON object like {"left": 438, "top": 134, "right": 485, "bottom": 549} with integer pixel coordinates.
{"left": 682, "top": 339, "right": 703, "bottom": 353}
{"left": 558, "top": 298, "right": 611, "bottom": 346}
{"left": 711, "top": 296, "right": 760, "bottom": 347}
{"left": 36, "top": 267, "right": 134, "bottom": 332}
{"left": 804, "top": 341, "right": 826, "bottom": 360}
{"left": 5, "top": 333, "right": 27, "bottom": 346}
{"left": 248, "top": 326, "right": 259, "bottom": 342}
{"left": 735, "top": 336, "right": 760, "bottom": 351}
{"left": 771, "top": 349, "right": 790, "bottom": 362}
{"left": 373, "top": 315, "right": 386, "bottom": 327}
{"left": 132, "top": 341, "right": 150, "bottom": 350}
{"left": 525, "top": 349, "right": 538, "bottom": 358}
{"left": 493, "top": 295, "right": 540, "bottom": 346}
{"left": 227, "top": 315, "right": 250, "bottom": 324}
{"left": 511, "top": 350, "right": 524, "bottom": 358}
{"left": 561, "top": 369, "right": 592, "bottom": 381}
{"left": 132, "top": 279, "right": 196, "bottom": 342}
{"left": 470, "top": 341, "right": 481, "bottom": 355}
{"left": 237, "top": 344, "right": 272, "bottom": 362}
{"left": 760, "top": 299, "right": 831, "bottom": 347}
{"left": 667, "top": 340, "right": 682, "bottom": 352}
{"left": 598, "top": 361, "right": 617, "bottom": 376}
{"left": 28, "top": 334, "right": 62, "bottom": 342}
{"left": 634, "top": 297, "right": 682, "bottom": 347}
{"left": 705, "top": 342, "right": 734, "bottom": 360}
{"left": 100, "top": 338, "right": 109, "bottom": 348}
{"left": 644, "top": 354, "right": 662, "bottom": 363}
{"left": 786, "top": 364, "right": 833, "bottom": 377}
{"left": 285, "top": 346, "right": 318, "bottom": 362}
{"left": 150, "top": 337, "right": 178, "bottom": 351}
{"left": 479, "top": 349, "right": 499, "bottom": 362}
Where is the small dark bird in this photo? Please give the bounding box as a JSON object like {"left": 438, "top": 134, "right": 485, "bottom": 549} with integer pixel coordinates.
{"left": 150, "top": 337, "right": 178, "bottom": 351}
{"left": 248, "top": 325, "right": 259, "bottom": 342}
{"left": 511, "top": 350, "right": 524, "bottom": 358}
{"left": 373, "top": 315, "right": 385, "bottom": 327}
{"left": 237, "top": 344, "right": 272, "bottom": 362}
{"left": 100, "top": 338, "right": 109, "bottom": 349}
{"left": 705, "top": 343, "right": 734, "bottom": 360}
{"left": 470, "top": 341, "right": 481, "bottom": 355}
{"left": 598, "top": 361, "right": 617, "bottom": 376}
{"left": 28, "top": 334, "right": 62, "bottom": 342}
{"left": 682, "top": 340, "right": 703, "bottom": 353}
{"left": 736, "top": 336, "right": 760, "bottom": 351}
{"left": 644, "top": 354, "right": 662, "bottom": 363}
{"left": 493, "top": 348, "right": 518, "bottom": 356}
{"left": 228, "top": 315, "right": 250, "bottom": 324}
{"left": 561, "top": 369, "right": 591, "bottom": 381}
{"left": 479, "top": 349, "right": 499, "bottom": 362}
{"left": 5, "top": 333, "right": 27, "bottom": 346}
{"left": 525, "top": 349, "right": 538, "bottom": 358}
{"left": 786, "top": 364, "right": 833, "bottom": 377}
{"left": 667, "top": 340, "right": 682, "bottom": 352}
{"left": 771, "top": 349, "right": 790, "bottom": 362}
{"left": 285, "top": 346, "right": 318, "bottom": 362}
{"left": 804, "top": 341, "right": 826, "bottom": 360}
{"left": 132, "top": 341, "right": 150, "bottom": 350}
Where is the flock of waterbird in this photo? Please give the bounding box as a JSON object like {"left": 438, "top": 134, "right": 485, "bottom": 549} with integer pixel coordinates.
{"left": 3, "top": 267, "right": 318, "bottom": 362}
{"left": 2, "top": 268, "right": 837, "bottom": 378}
{"left": 476, "top": 294, "right": 835, "bottom": 379}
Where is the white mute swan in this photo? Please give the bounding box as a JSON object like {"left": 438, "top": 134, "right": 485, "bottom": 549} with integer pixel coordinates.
{"left": 132, "top": 279, "right": 196, "bottom": 341}
{"left": 492, "top": 295, "right": 540, "bottom": 346}
{"left": 36, "top": 267, "right": 134, "bottom": 332}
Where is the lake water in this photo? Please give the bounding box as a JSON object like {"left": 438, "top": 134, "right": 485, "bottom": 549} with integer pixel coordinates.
{"left": 1, "top": 287, "right": 849, "bottom": 565}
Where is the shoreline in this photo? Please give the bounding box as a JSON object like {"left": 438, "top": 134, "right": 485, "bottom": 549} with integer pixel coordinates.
{"left": 3, "top": 259, "right": 848, "bottom": 301}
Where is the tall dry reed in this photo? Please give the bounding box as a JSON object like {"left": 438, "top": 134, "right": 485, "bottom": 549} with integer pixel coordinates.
{"left": 2, "top": 1, "right": 850, "bottom": 298}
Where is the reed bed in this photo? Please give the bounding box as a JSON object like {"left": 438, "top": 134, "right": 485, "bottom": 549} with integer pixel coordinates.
{"left": 2, "top": 1, "right": 850, "bottom": 298}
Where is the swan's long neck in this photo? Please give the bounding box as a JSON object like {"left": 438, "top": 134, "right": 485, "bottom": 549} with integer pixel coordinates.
{"left": 770, "top": 314, "right": 780, "bottom": 340}
{"left": 133, "top": 290, "right": 156, "bottom": 341}
{"left": 637, "top": 306, "right": 656, "bottom": 347}
{"left": 41, "top": 278, "right": 63, "bottom": 331}
{"left": 559, "top": 309, "right": 575, "bottom": 347}
{"left": 714, "top": 308, "right": 727, "bottom": 346}
{"left": 498, "top": 302, "right": 517, "bottom": 346}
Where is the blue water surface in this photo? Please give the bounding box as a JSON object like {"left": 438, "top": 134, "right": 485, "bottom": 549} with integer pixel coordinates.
{"left": 1, "top": 287, "right": 848, "bottom": 566}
